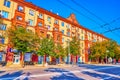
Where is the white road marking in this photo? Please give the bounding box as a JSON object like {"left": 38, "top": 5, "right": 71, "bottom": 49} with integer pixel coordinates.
{"left": 100, "top": 74, "right": 120, "bottom": 80}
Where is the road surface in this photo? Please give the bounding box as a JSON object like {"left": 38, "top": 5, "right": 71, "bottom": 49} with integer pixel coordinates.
{"left": 0, "top": 64, "right": 120, "bottom": 80}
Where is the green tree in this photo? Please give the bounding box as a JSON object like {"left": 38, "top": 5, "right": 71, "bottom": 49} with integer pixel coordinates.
{"left": 55, "top": 43, "right": 66, "bottom": 58}
{"left": 36, "top": 38, "right": 55, "bottom": 64}
{"left": 89, "top": 40, "right": 120, "bottom": 63}
{"left": 54, "top": 43, "right": 67, "bottom": 64}
{"left": 7, "top": 27, "right": 36, "bottom": 52}
{"left": 7, "top": 26, "right": 39, "bottom": 66}
{"left": 90, "top": 42, "right": 101, "bottom": 62}
{"left": 106, "top": 40, "right": 118, "bottom": 58}
{"left": 67, "top": 37, "right": 80, "bottom": 56}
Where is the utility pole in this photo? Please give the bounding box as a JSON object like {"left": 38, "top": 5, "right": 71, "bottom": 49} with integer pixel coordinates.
{"left": 106, "top": 50, "right": 109, "bottom": 64}
{"left": 67, "top": 39, "right": 70, "bottom": 64}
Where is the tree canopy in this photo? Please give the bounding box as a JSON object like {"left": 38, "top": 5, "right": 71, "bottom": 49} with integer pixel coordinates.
{"left": 89, "top": 40, "right": 120, "bottom": 62}
{"left": 66, "top": 37, "right": 80, "bottom": 56}
{"left": 55, "top": 43, "right": 66, "bottom": 58}
{"left": 37, "top": 38, "right": 55, "bottom": 56}
{"left": 7, "top": 27, "right": 39, "bottom": 53}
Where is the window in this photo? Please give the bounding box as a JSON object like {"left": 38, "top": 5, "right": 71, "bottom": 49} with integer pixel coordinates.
{"left": 81, "top": 43, "right": 83, "bottom": 47}
{"left": 61, "top": 30, "right": 64, "bottom": 34}
{"left": 1, "top": 11, "right": 9, "bottom": 19}
{"left": 67, "top": 32, "right": 70, "bottom": 36}
{"left": 29, "top": 10, "right": 34, "bottom": 16}
{"left": 28, "top": 19, "right": 33, "bottom": 26}
{"left": 0, "top": 36, "right": 5, "bottom": 44}
{"left": 55, "top": 20, "right": 58, "bottom": 24}
{"left": 78, "top": 34, "right": 80, "bottom": 39}
{"left": 82, "top": 49, "right": 84, "bottom": 54}
{"left": 77, "top": 29, "right": 79, "bottom": 32}
{"left": 81, "top": 36, "right": 84, "bottom": 40}
{"left": 81, "top": 29, "right": 83, "bottom": 34}
{"left": 54, "top": 28, "right": 58, "bottom": 31}
{"left": 0, "top": 24, "right": 6, "bottom": 30}
{"left": 93, "top": 39, "right": 96, "bottom": 42}
{"left": 16, "top": 16, "right": 22, "bottom": 21}
{"left": 18, "top": 6, "right": 23, "bottom": 12}
{"left": 47, "top": 17, "right": 51, "bottom": 22}
{"left": 61, "top": 22, "right": 64, "bottom": 26}
{"left": 39, "top": 13, "right": 43, "bottom": 19}
{"left": 47, "top": 25, "right": 50, "bottom": 30}
{"left": 0, "top": 38, "right": 5, "bottom": 44}
{"left": 62, "top": 38, "right": 64, "bottom": 43}
{"left": 38, "top": 22, "right": 42, "bottom": 27}
{"left": 66, "top": 24, "right": 70, "bottom": 29}
{"left": 4, "top": 0, "right": 11, "bottom": 8}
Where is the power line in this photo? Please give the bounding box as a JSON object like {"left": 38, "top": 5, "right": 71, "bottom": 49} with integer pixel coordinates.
{"left": 57, "top": 0, "right": 102, "bottom": 26}
{"left": 90, "top": 17, "right": 120, "bottom": 30}
{"left": 71, "top": 0, "right": 120, "bottom": 28}
{"left": 102, "top": 27, "right": 120, "bottom": 34}
{"left": 101, "top": 17, "right": 120, "bottom": 27}
{"left": 57, "top": 0, "right": 120, "bottom": 39}
{"left": 71, "top": 0, "right": 120, "bottom": 37}
{"left": 71, "top": 0, "right": 105, "bottom": 27}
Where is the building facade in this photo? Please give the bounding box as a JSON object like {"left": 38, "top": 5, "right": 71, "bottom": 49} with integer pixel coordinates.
{"left": 0, "top": 0, "right": 108, "bottom": 63}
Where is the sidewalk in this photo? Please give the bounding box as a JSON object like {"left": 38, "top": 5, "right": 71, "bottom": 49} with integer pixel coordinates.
{"left": 0, "top": 64, "right": 74, "bottom": 71}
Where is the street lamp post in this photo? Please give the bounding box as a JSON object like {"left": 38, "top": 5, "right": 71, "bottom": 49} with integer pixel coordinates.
{"left": 67, "top": 40, "right": 70, "bottom": 64}
{"left": 106, "top": 50, "right": 109, "bottom": 64}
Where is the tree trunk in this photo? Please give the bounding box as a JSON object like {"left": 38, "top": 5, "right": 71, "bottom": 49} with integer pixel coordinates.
{"left": 20, "top": 52, "right": 24, "bottom": 68}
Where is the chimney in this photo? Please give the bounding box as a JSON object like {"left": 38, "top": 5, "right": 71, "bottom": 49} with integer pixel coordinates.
{"left": 57, "top": 13, "right": 59, "bottom": 15}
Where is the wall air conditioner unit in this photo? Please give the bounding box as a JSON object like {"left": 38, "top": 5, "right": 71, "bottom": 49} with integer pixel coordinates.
{"left": 57, "top": 13, "right": 59, "bottom": 15}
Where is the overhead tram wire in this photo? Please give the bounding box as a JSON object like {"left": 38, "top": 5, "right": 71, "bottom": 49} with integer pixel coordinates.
{"left": 71, "top": 0, "right": 120, "bottom": 28}
{"left": 71, "top": 0, "right": 120, "bottom": 37}
{"left": 90, "top": 17, "right": 120, "bottom": 30}
{"left": 57, "top": 0, "right": 111, "bottom": 34}
{"left": 102, "top": 27, "right": 120, "bottom": 34}
{"left": 57, "top": 0, "right": 103, "bottom": 27}
{"left": 57, "top": 0, "right": 120, "bottom": 38}
{"left": 71, "top": 0, "right": 120, "bottom": 30}
{"left": 71, "top": 0, "right": 105, "bottom": 27}
{"left": 101, "top": 17, "right": 120, "bottom": 27}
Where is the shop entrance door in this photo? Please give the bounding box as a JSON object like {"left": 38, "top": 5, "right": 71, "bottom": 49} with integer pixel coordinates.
{"left": 13, "top": 55, "right": 20, "bottom": 64}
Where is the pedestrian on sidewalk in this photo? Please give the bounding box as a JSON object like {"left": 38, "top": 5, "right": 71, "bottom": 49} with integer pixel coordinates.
{"left": 113, "top": 58, "right": 116, "bottom": 64}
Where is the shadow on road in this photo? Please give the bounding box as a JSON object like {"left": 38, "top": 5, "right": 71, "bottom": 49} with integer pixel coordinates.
{"left": 44, "top": 68, "right": 68, "bottom": 73}
{"left": 82, "top": 71, "right": 109, "bottom": 79}
{"left": 78, "top": 64, "right": 120, "bottom": 76}
{"left": 96, "top": 67, "right": 120, "bottom": 76}
{"left": 23, "top": 72, "right": 31, "bottom": 80}
{"left": 78, "top": 64, "right": 115, "bottom": 69}
{"left": 0, "top": 70, "right": 24, "bottom": 79}
{"left": 0, "top": 71, "right": 5, "bottom": 74}
{"left": 82, "top": 71, "right": 120, "bottom": 80}
{"left": 45, "top": 68, "right": 84, "bottom": 80}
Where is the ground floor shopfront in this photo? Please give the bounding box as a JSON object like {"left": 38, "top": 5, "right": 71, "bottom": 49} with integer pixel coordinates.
{"left": 0, "top": 51, "right": 84, "bottom": 66}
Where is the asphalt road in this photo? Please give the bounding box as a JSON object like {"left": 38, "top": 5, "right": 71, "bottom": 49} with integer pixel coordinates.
{"left": 0, "top": 64, "right": 120, "bottom": 80}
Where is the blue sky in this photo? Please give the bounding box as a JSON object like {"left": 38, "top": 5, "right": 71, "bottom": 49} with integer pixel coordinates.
{"left": 27, "top": 0, "right": 120, "bottom": 44}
